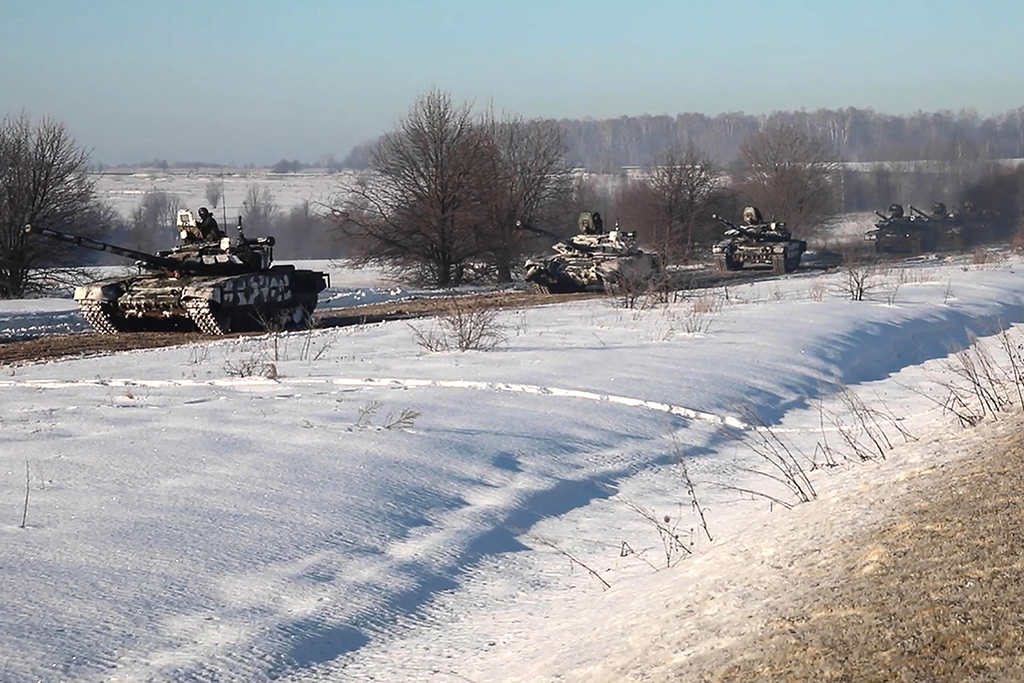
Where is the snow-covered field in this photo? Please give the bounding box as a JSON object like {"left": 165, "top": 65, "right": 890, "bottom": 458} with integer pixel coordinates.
{"left": 2, "top": 252, "right": 1023, "bottom": 681}
{"left": 94, "top": 171, "right": 353, "bottom": 220}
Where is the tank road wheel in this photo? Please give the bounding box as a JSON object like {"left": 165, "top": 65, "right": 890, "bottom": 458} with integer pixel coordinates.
{"left": 78, "top": 300, "right": 123, "bottom": 334}
{"left": 184, "top": 299, "right": 232, "bottom": 335}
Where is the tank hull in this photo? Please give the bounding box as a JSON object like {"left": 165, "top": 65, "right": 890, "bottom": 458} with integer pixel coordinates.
{"left": 524, "top": 229, "right": 659, "bottom": 294}
{"left": 74, "top": 265, "right": 327, "bottom": 334}
{"left": 865, "top": 226, "right": 936, "bottom": 255}
{"left": 712, "top": 238, "right": 806, "bottom": 274}
{"left": 525, "top": 252, "right": 660, "bottom": 293}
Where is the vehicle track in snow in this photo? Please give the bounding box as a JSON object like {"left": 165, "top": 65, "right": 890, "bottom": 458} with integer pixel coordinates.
{"left": 0, "top": 374, "right": 939, "bottom": 435}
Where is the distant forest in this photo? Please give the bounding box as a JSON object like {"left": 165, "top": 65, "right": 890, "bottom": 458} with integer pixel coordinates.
{"left": 342, "top": 107, "right": 1024, "bottom": 171}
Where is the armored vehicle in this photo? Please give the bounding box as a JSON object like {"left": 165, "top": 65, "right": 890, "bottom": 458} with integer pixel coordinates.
{"left": 25, "top": 210, "right": 328, "bottom": 335}
{"left": 524, "top": 212, "right": 660, "bottom": 293}
{"left": 909, "top": 203, "right": 966, "bottom": 251}
{"left": 864, "top": 203, "right": 937, "bottom": 254}
{"left": 711, "top": 206, "right": 806, "bottom": 274}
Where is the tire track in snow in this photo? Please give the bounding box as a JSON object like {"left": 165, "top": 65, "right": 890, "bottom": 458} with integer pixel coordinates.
{"left": 0, "top": 375, "right": 938, "bottom": 434}
{"left": 0, "top": 375, "right": 748, "bottom": 427}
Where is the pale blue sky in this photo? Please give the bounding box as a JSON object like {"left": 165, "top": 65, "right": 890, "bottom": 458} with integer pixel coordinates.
{"left": 2, "top": 0, "right": 1022, "bottom": 165}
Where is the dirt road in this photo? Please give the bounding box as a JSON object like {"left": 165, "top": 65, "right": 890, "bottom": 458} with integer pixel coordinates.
{"left": 0, "top": 289, "right": 601, "bottom": 365}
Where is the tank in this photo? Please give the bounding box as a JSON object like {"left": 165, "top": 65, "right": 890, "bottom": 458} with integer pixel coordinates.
{"left": 864, "top": 204, "right": 937, "bottom": 254}
{"left": 711, "top": 207, "right": 806, "bottom": 274}
{"left": 909, "top": 203, "right": 966, "bottom": 251}
{"left": 524, "top": 212, "right": 660, "bottom": 294}
{"left": 25, "top": 210, "right": 328, "bottom": 335}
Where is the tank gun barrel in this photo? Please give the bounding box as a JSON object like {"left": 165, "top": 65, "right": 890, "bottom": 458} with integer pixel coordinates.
{"left": 909, "top": 205, "right": 930, "bottom": 220}
{"left": 711, "top": 213, "right": 738, "bottom": 230}
{"left": 25, "top": 224, "right": 204, "bottom": 272}
{"left": 712, "top": 213, "right": 762, "bottom": 237}
{"left": 874, "top": 210, "right": 889, "bottom": 221}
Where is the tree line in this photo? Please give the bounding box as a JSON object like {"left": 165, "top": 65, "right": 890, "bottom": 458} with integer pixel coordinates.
{"left": 343, "top": 107, "right": 1024, "bottom": 172}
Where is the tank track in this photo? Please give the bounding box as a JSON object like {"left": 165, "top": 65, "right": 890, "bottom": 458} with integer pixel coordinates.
{"left": 78, "top": 300, "right": 123, "bottom": 334}
{"left": 184, "top": 299, "right": 230, "bottom": 335}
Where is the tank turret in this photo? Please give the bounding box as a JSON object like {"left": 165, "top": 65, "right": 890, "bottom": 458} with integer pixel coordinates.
{"left": 25, "top": 216, "right": 328, "bottom": 335}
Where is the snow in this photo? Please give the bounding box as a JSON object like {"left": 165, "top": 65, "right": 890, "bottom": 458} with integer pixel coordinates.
{"left": 1, "top": 251, "right": 1023, "bottom": 681}
{"left": 94, "top": 171, "right": 352, "bottom": 220}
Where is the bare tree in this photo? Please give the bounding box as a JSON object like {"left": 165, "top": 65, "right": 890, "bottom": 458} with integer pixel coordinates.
{"left": 241, "top": 184, "right": 278, "bottom": 235}
{"left": 274, "top": 200, "right": 344, "bottom": 259}
{"left": 129, "top": 190, "right": 181, "bottom": 252}
{"left": 331, "top": 89, "right": 492, "bottom": 286}
{"left": 204, "top": 180, "right": 223, "bottom": 209}
{"left": 477, "top": 113, "right": 572, "bottom": 281}
{"left": 644, "top": 144, "right": 722, "bottom": 262}
{"left": 735, "top": 124, "right": 842, "bottom": 238}
{"left": 0, "top": 113, "right": 105, "bottom": 297}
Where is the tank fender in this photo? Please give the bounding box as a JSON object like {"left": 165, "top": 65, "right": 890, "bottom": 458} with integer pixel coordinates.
{"left": 74, "top": 281, "right": 126, "bottom": 303}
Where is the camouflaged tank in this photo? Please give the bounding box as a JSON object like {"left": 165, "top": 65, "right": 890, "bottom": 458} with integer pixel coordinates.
{"left": 524, "top": 212, "right": 660, "bottom": 293}
{"left": 909, "top": 203, "right": 966, "bottom": 251}
{"left": 864, "top": 204, "right": 938, "bottom": 255}
{"left": 25, "top": 210, "right": 328, "bottom": 335}
{"left": 711, "top": 207, "right": 806, "bottom": 274}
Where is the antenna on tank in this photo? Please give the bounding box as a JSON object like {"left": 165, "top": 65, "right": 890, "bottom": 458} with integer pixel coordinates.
{"left": 220, "top": 166, "right": 227, "bottom": 227}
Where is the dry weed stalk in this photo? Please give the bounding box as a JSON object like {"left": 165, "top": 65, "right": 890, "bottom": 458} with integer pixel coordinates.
{"left": 410, "top": 296, "right": 506, "bottom": 352}
{"left": 223, "top": 350, "right": 278, "bottom": 380}
{"left": 808, "top": 282, "right": 827, "bottom": 302}
{"left": 944, "top": 332, "right": 1013, "bottom": 419}
{"left": 839, "top": 254, "right": 880, "bottom": 301}
{"left": 722, "top": 411, "right": 816, "bottom": 509}
{"left": 899, "top": 325, "right": 1024, "bottom": 428}
{"left": 383, "top": 408, "right": 420, "bottom": 430}
{"left": 672, "top": 434, "right": 712, "bottom": 542}
{"left": 20, "top": 459, "right": 29, "bottom": 529}
{"left": 354, "top": 401, "right": 381, "bottom": 428}
{"left": 621, "top": 499, "right": 692, "bottom": 568}
{"left": 679, "top": 292, "right": 723, "bottom": 334}
{"left": 879, "top": 267, "right": 910, "bottom": 305}
{"left": 531, "top": 534, "right": 611, "bottom": 589}
{"left": 814, "top": 387, "right": 915, "bottom": 466}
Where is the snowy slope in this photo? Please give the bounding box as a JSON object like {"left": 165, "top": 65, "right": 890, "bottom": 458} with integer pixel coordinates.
{"left": 1, "top": 252, "right": 1022, "bottom": 681}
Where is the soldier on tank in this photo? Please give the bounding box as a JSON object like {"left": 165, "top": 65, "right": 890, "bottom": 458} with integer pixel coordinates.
{"left": 742, "top": 206, "right": 764, "bottom": 225}
{"left": 196, "top": 207, "right": 224, "bottom": 241}
{"left": 887, "top": 203, "right": 905, "bottom": 220}
{"left": 592, "top": 212, "right": 604, "bottom": 234}
{"left": 578, "top": 212, "right": 596, "bottom": 235}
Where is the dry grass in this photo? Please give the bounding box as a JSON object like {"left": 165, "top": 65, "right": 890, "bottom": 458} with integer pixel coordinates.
{"left": 679, "top": 432, "right": 1024, "bottom": 683}
{"left": 409, "top": 296, "right": 506, "bottom": 352}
